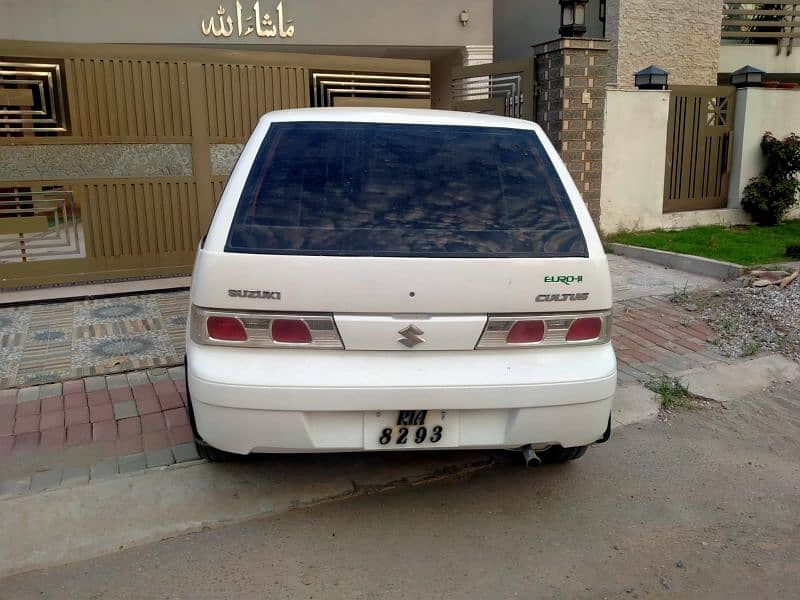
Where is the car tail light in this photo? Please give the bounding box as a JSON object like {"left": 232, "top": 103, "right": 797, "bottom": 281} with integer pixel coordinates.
{"left": 506, "top": 320, "right": 545, "bottom": 344}
{"left": 476, "top": 312, "right": 611, "bottom": 349}
{"left": 206, "top": 316, "right": 248, "bottom": 342}
{"left": 566, "top": 317, "right": 603, "bottom": 342}
{"left": 271, "top": 319, "right": 312, "bottom": 344}
{"left": 190, "top": 306, "right": 343, "bottom": 349}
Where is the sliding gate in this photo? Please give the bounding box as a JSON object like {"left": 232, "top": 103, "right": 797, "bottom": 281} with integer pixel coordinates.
{"left": 0, "top": 41, "right": 430, "bottom": 289}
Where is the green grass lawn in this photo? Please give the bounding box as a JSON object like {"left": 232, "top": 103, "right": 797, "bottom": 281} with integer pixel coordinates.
{"left": 607, "top": 220, "right": 800, "bottom": 266}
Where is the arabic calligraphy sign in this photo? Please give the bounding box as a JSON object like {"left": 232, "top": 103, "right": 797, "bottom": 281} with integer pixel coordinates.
{"left": 202, "top": 1, "right": 295, "bottom": 39}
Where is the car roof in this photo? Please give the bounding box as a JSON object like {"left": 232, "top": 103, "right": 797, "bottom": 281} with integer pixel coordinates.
{"left": 261, "top": 107, "right": 541, "bottom": 131}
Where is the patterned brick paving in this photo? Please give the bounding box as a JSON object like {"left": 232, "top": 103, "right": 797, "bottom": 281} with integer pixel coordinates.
{"left": 613, "top": 295, "right": 725, "bottom": 384}
{"left": 0, "top": 367, "right": 199, "bottom": 496}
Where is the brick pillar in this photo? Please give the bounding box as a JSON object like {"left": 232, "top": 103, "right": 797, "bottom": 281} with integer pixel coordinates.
{"left": 533, "top": 38, "right": 610, "bottom": 226}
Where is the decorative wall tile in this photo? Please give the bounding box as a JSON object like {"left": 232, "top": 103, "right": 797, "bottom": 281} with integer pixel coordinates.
{"left": 0, "top": 144, "right": 192, "bottom": 181}
{"left": 0, "top": 308, "right": 31, "bottom": 339}
{"left": 72, "top": 330, "right": 175, "bottom": 371}
{"left": 74, "top": 297, "right": 161, "bottom": 327}
{"left": 0, "top": 290, "right": 190, "bottom": 388}
{"left": 210, "top": 143, "right": 244, "bottom": 177}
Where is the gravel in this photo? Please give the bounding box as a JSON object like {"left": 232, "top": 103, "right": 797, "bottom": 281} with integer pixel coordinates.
{"left": 700, "top": 279, "right": 800, "bottom": 361}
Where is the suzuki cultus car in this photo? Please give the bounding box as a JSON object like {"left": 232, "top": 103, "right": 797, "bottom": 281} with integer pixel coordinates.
{"left": 186, "top": 108, "right": 616, "bottom": 464}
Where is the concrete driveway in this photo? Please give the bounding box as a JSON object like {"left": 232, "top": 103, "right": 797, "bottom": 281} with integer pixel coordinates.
{"left": 4, "top": 382, "right": 799, "bottom": 599}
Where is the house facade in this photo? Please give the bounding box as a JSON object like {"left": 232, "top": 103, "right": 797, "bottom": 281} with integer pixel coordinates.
{"left": 0, "top": 0, "right": 499, "bottom": 289}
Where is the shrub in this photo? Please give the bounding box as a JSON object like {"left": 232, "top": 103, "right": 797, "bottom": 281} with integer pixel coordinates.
{"left": 761, "top": 131, "right": 800, "bottom": 177}
{"left": 742, "top": 176, "right": 799, "bottom": 226}
{"left": 787, "top": 243, "right": 800, "bottom": 259}
{"left": 741, "top": 132, "right": 800, "bottom": 226}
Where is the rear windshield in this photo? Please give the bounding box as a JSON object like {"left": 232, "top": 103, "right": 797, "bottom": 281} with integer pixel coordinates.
{"left": 226, "top": 121, "right": 587, "bottom": 258}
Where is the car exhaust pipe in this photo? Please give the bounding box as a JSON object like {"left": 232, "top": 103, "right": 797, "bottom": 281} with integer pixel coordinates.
{"left": 520, "top": 445, "right": 542, "bottom": 467}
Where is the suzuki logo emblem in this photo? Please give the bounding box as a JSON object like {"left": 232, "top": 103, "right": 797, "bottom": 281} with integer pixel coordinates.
{"left": 397, "top": 324, "right": 425, "bottom": 348}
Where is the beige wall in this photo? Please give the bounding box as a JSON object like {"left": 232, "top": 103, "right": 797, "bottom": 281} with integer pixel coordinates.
{"left": 0, "top": 0, "right": 492, "bottom": 47}
{"left": 729, "top": 88, "right": 800, "bottom": 212}
{"left": 600, "top": 89, "right": 756, "bottom": 234}
{"left": 600, "top": 89, "right": 670, "bottom": 233}
{"left": 607, "top": 0, "right": 722, "bottom": 89}
{"left": 720, "top": 44, "right": 800, "bottom": 76}
{"left": 602, "top": 86, "right": 800, "bottom": 234}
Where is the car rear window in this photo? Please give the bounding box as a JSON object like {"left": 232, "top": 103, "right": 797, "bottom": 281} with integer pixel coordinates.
{"left": 226, "top": 121, "right": 588, "bottom": 258}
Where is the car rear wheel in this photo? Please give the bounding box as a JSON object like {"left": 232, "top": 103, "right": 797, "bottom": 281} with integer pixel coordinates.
{"left": 195, "top": 441, "right": 238, "bottom": 462}
{"left": 537, "top": 444, "right": 588, "bottom": 464}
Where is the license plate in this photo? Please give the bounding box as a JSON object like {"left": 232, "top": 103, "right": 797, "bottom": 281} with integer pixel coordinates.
{"left": 364, "top": 410, "right": 459, "bottom": 450}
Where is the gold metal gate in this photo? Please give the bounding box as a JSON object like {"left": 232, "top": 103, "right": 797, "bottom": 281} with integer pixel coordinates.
{"left": 451, "top": 60, "right": 535, "bottom": 120}
{"left": 0, "top": 41, "right": 430, "bottom": 289}
{"left": 663, "top": 85, "right": 736, "bottom": 213}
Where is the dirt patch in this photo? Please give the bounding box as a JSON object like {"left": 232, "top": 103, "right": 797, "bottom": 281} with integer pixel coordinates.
{"left": 696, "top": 281, "right": 800, "bottom": 361}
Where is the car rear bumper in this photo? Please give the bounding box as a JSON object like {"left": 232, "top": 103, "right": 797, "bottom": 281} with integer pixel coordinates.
{"left": 186, "top": 341, "right": 616, "bottom": 454}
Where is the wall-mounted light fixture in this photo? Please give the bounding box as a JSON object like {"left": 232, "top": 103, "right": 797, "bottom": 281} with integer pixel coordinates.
{"left": 559, "top": 0, "right": 588, "bottom": 38}
{"left": 730, "top": 65, "right": 766, "bottom": 88}
{"left": 634, "top": 65, "right": 669, "bottom": 90}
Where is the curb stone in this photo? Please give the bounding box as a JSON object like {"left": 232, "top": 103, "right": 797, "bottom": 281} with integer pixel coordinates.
{"left": 90, "top": 458, "right": 119, "bottom": 481}
{"left": 118, "top": 453, "right": 147, "bottom": 474}
{"left": 610, "top": 243, "right": 744, "bottom": 280}
{"left": 145, "top": 448, "right": 175, "bottom": 468}
{"left": 172, "top": 443, "right": 201, "bottom": 463}
{"left": 29, "top": 469, "right": 61, "bottom": 493}
{"left": 61, "top": 466, "right": 90, "bottom": 487}
{"left": 0, "top": 478, "right": 30, "bottom": 499}
{"left": 677, "top": 354, "right": 800, "bottom": 403}
{"left": 611, "top": 383, "right": 660, "bottom": 428}
{"left": 0, "top": 453, "right": 495, "bottom": 579}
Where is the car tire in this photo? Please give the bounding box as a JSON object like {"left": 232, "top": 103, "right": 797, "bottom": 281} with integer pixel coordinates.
{"left": 537, "top": 444, "right": 588, "bottom": 464}
{"left": 196, "top": 441, "right": 238, "bottom": 462}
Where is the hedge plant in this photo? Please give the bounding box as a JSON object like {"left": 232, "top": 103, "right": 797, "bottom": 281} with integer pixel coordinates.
{"left": 741, "top": 132, "right": 800, "bottom": 226}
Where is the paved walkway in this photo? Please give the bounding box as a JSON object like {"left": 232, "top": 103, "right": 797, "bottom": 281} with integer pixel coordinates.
{"left": 613, "top": 296, "right": 724, "bottom": 384}
{"left": 607, "top": 254, "right": 720, "bottom": 301}
{"left": 0, "top": 367, "right": 198, "bottom": 493}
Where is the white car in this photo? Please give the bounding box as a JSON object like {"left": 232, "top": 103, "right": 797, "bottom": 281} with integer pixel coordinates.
{"left": 186, "top": 107, "right": 616, "bottom": 464}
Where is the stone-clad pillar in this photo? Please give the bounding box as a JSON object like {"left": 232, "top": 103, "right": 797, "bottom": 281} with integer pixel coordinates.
{"left": 533, "top": 38, "right": 610, "bottom": 226}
